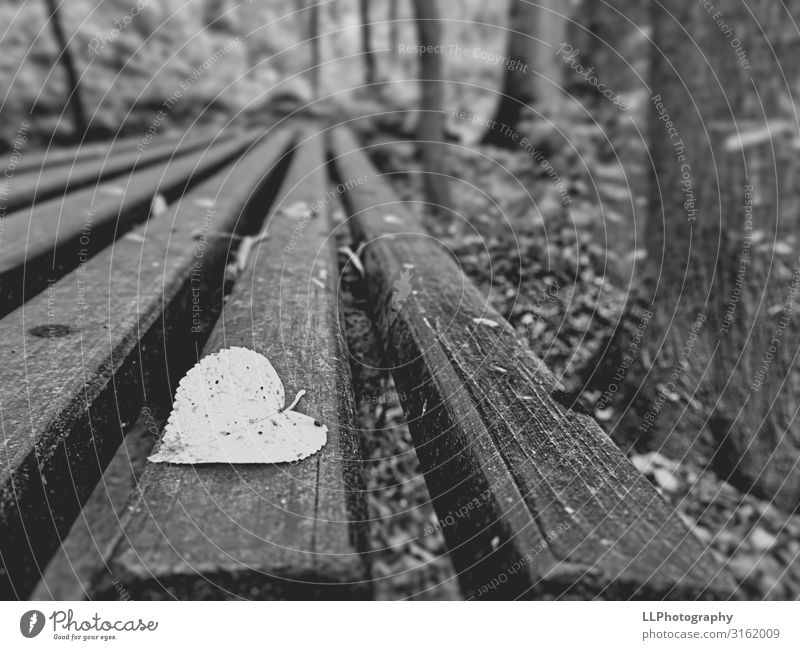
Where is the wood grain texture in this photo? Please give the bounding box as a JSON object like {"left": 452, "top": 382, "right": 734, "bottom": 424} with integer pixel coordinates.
{"left": 4, "top": 129, "right": 229, "bottom": 215}
{"left": 31, "top": 407, "right": 161, "bottom": 600}
{"left": 0, "top": 128, "right": 294, "bottom": 598}
{"left": 99, "top": 130, "right": 371, "bottom": 600}
{"left": 0, "top": 131, "right": 257, "bottom": 317}
{"left": 330, "top": 127, "right": 737, "bottom": 600}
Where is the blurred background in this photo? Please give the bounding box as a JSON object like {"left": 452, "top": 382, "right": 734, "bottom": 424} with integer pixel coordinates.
{"left": 0, "top": 0, "right": 519, "bottom": 143}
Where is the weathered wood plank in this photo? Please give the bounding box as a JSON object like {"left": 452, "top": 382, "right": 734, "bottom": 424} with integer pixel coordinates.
{"left": 30, "top": 406, "right": 161, "bottom": 600}
{"left": 0, "top": 131, "right": 257, "bottom": 317}
{"left": 330, "top": 127, "right": 736, "bottom": 599}
{"left": 13, "top": 130, "right": 223, "bottom": 177}
{"left": 0, "top": 128, "right": 295, "bottom": 598}
{"left": 4, "top": 130, "right": 225, "bottom": 214}
{"left": 99, "top": 131, "right": 371, "bottom": 600}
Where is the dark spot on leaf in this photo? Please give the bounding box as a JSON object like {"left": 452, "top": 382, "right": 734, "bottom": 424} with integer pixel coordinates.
{"left": 314, "top": 419, "right": 322, "bottom": 427}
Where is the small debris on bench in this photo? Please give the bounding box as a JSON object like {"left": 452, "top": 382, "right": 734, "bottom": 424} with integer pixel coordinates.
{"left": 150, "top": 193, "right": 168, "bottom": 218}
{"left": 236, "top": 229, "right": 270, "bottom": 272}
{"left": 282, "top": 200, "right": 315, "bottom": 220}
{"left": 339, "top": 245, "right": 365, "bottom": 276}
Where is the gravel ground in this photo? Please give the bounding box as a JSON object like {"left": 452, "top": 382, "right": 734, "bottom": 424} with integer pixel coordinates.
{"left": 336, "top": 209, "right": 461, "bottom": 600}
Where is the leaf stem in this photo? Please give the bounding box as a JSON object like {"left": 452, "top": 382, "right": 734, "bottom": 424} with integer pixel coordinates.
{"left": 284, "top": 389, "right": 306, "bottom": 412}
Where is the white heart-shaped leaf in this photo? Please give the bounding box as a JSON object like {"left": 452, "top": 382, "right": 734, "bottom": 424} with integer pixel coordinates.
{"left": 148, "top": 347, "right": 327, "bottom": 464}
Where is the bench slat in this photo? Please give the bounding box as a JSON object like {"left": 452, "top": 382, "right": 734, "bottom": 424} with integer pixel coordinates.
{"left": 100, "top": 131, "right": 371, "bottom": 600}
{"left": 0, "top": 131, "right": 257, "bottom": 317}
{"left": 30, "top": 407, "right": 160, "bottom": 600}
{"left": 330, "top": 127, "right": 735, "bottom": 599}
{"left": 5, "top": 130, "right": 227, "bottom": 214}
{"left": 12, "top": 130, "right": 223, "bottom": 177}
{"left": 0, "top": 128, "right": 294, "bottom": 598}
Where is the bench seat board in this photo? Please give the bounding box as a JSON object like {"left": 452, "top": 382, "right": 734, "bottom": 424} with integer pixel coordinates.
{"left": 0, "top": 128, "right": 294, "bottom": 598}
{"left": 99, "top": 130, "right": 371, "bottom": 600}
{"left": 4, "top": 129, "right": 229, "bottom": 214}
{"left": 30, "top": 408, "right": 160, "bottom": 600}
{"left": 12, "top": 130, "right": 222, "bottom": 178}
{"left": 0, "top": 131, "right": 258, "bottom": 317}
{"left": 330, "top": 127, "right": 736, "bottom": 600}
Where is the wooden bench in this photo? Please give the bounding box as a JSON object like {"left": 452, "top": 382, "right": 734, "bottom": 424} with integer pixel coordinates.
{"left": 328, "top": 127, "right": 736, "bottom": 600}
{"left": 2, "top": 123, "right": 735, "bottom": 600}
{"left": 82, "top": 131, "right": 370, "bottom": 599}
{"left": 0, "top": 125, "right": 283, "bottom": 597}
{"left": 0, "top": 129, "right": 258, "bottom": 318}
{"left": 12, "top": 130, "right": 224, "bottom": 178}
{"left": 4, "top": 129, "right": 234, "bottom": 215}
{"left": 5, "top": 124, "right": 370, "bottom": 600}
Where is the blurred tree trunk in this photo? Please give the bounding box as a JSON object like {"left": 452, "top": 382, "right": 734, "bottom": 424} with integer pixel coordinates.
{"left": 44, "top": 0, "right": 88, "bottom": 138}
{"left": 308, "top": 0, "right": 321, "bottom": 98}
{"left": 638, "top": 0, "right": 800, "bottom": 510}
{"left": 483, "top": 0, "right": 567, "bottom": 145}
{"left": 388, "top": 0, "right": 399, "bottom": 53}
{"left": 413, "top": 0, "right": 449, "bottom": 216}
{"left": 529, "top": 0, "right": 567, "bottom": 115}
{"left": 360, "top": 0, "right": 376, "bottom": 85}
{"left": 573, "top": 0, "right": 648, "bottom": 97}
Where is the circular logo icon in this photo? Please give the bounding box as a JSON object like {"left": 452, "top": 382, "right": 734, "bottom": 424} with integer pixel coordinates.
{"left": 20, "top": 610, "right": 45, "bottom": 638}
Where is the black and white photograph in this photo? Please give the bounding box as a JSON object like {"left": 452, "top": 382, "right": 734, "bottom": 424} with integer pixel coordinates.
{"left": 0, "top": 0, "right": 798, "bottom": 645}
